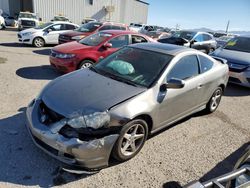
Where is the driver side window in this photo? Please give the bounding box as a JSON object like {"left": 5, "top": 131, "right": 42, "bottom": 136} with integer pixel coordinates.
{"left": 108, "top": 35, "right": 129, "bottom": 48}
{"left": 194, "top": 34, "right": 203, "bottom": 42}
{"left": 48, "top": 24, "right": 62, "bottom": 31}
{"left": 167, "top": 55, "right": 199, "bottom": 81}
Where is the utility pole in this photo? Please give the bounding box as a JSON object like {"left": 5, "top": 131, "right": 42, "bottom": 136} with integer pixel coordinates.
{"left": 226, "top": 20, "right": 230, "bottom": 34}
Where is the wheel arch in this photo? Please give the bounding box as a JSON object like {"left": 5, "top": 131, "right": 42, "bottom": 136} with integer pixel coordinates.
{"left": 133, "top": 114, "right": 153, "bottom": 136}
{"left": 77, "top": 58, "right": 96, "bottom": 69}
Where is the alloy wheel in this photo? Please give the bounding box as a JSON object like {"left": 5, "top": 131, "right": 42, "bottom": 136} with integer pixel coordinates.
{"left": 210, "top": 89, "right": 222, "bottom": 111}
{"left": 34, "top": 38, "right": 44, "bottom": 47}
{"left": 120, "top": 124, "right": 145, "bottom": 156}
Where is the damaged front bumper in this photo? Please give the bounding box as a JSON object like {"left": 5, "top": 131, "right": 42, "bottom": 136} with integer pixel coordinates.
{"left": 25, "top": 99, "right": 119, "bottom": 170}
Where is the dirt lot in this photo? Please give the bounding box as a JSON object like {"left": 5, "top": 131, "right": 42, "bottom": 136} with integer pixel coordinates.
{"left": 0, "top": 29, "right": 249, "bottom": 188}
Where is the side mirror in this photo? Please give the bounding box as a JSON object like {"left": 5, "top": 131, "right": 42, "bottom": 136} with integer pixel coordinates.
{"left": 47, "top": 28, "right": 52, "bottom": 33}
{"left": 104, "top": 42, "right": 112, "bottom": 48}
{"left": 98, "top": 56, "right": 104, "bottom": 62}
{"left": 166, "top": 78, "right": 185, "bottom": 89}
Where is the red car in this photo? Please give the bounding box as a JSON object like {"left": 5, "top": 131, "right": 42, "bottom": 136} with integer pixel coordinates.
{"left": 58, "top": 22, "right": 129, "bottom": 44}
{"left": 50, "top": 30, "right": 154, "bottom": 73}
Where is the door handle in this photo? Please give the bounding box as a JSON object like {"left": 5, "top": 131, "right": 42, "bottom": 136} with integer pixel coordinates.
{"left": 197, "top": 84, "right": 203, "bottom": 89}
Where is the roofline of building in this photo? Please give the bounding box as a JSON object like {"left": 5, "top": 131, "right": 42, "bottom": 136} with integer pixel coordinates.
{"left": 136, "top": 0, "right": 149, "bottom": 5}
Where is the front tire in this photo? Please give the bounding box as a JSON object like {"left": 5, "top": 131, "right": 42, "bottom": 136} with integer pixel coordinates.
{"left": 78, "top": 60, "right": 94, "bottom": 69}
{"left": 205, "top": 87, "right": 223, "bottom": 113}
{"left": 112, "top": 119, "right": 148, "bottom": 162}
{"left": 33, "top": 37, "right": 45, "bottom": 48}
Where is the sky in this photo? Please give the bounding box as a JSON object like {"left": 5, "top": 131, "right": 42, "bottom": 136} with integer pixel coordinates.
{"left": 145, "top": 0, "right": 250, "bottom": 31}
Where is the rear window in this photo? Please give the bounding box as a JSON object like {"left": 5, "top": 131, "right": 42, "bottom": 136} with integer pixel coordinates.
{"left": 224, "top": 37, "right": 250, "bottom": 53}
{"left": 76, "top": 22, "right": 102, "bottom": 32}
{"left": 198, "top": 55, "right": 214, "bottom": 73}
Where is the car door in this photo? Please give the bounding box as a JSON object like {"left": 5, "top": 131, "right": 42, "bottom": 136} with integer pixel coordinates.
{"left": 101, "top": 34, "right": 129, "bottom": 58}
{"left": 44, "top": 24, "right": 64, "bottom": 44}
{"left": 157, "top": 54, "right": 204, "bottom": 127}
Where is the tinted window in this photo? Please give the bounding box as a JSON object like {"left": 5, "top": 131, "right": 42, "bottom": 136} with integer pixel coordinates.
{"left": 111, "top": 25, "right": 122, "bottom": 30}
{"left": 198, "top": 55, "right": 214, "bottom": 73}
{"left": 203, "top": 34, "right": 212, "bottom": 41}
{"left": 172, "top": 31, "right": 196, "bottom": 40}
{"left": 79, "top": 32, "right": 112, "bottom": 46}
{"left": 99, "top": 25, "right": 112, "bottom": 31}
{"left": 65, "top": 24, "right": 76, "bottom": 30}
{"left": 49, "top": 24, "right": 62, "bottom": 31}
{"left": 167, "top": 55, "right": 199, "bottom": 81}
{"left": 194, "top": 34, "right": 203, "bottom": 42}
{"left": 108, "top": 35, "right": 129, "bottom": 48}
{"left": 224, "top": 37, "right": 250, "bottom": 53}
{"left": 75, "top": 22, "right": 102, "bottom": 32}
{"left": 131, "top": 35, "right": 148, "bottom": 44}
{"left": 94, "top": 47, "right": 173, "bottom": 87}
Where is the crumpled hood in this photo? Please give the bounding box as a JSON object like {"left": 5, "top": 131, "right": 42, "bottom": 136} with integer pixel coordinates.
{"left": 212, "top": 48, "right": 250, "bottom": 65}
{"left": 41, "top": 69, "right": 146, "bottom": 117}
{"left": 52, "top": 41, "right": 92, "bottom": 53}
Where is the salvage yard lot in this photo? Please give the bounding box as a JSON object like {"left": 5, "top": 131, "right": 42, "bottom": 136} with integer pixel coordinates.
{"left": 0, "top": 29, "right": 249, "bottom": 188}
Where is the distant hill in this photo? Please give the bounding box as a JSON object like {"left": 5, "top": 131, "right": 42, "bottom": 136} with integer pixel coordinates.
{"left": 189, "top": 27, "right": 250, "bottom": 35}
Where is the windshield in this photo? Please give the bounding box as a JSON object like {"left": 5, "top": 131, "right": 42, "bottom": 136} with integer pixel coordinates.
{"left": 79, "top": 32, "right": 112, "bottom": 46}
{"left": 172, "top": 31, "right": 196, "bottom": 40}
{"left": 93, "top": 47, "right": 173, "bottom": 87}
{"left": 75, "top": 22, "right": 102, "bottom": 32}
{"left": 19, "top": 13, "right": 37, "bottom": 19}
{"left": 224, "top": 37, "right": 250, "bottom": 53}
{"left": 35, "top": 22, "right": 53, "bottom": 29}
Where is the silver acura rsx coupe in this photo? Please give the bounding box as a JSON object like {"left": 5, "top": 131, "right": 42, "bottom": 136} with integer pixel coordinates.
{"left": 26, "top": 43, "right": 229, "bottom": 170}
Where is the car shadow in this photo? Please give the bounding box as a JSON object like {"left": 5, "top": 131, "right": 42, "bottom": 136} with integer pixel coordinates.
{"left": 0, "top": 42, "right": 32, "bottom": 48}
{"left": 0, "top": 108, "right": 95, "bottom": 187}
{"left": 33, "top": 49, "right": 51, "bottom": 56}
{"left": 16, "top": 65, "right": 62, "bottom": 80}
{"left": 224, "top": 83, "right": 250, "bottom": 97}
{"left": 199, "top": 141, "right": 250, "bottom": 182}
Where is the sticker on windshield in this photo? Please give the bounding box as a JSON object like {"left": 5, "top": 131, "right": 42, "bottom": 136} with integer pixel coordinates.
{"left": 227, "top": 41, "right": 236, "bottom": 46}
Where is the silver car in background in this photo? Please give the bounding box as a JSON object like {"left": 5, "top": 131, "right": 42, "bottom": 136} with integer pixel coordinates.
{"left": 211, "top": 35, "right": 250, "bottom": 87}
{"left": 26, "top": 43, "right": 228, "bottom": 170}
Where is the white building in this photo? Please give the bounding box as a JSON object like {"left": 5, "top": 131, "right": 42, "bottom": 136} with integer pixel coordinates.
{"left": 0, "top": 0, "right": 148, "bottom": 25}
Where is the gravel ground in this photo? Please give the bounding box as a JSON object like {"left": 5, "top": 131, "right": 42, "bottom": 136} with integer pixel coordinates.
{"left": 0, "top": 28, "right": 249, "bottom": 188}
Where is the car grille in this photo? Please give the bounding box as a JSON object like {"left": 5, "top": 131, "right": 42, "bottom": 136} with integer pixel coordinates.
{"left": 229, "top": 77, "right": 241, "bottom": 83}
{"left": 39, "top": 101, "right": 64, "bottom": 125}
{"left": 21, "top": 20, "right": 36, "bottom": 27}
{"left": 227, "top": 61, "right": 248, "bottom": 73}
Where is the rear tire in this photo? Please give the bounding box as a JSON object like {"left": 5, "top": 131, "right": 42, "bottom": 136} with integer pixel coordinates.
{"left": 78, "top": 60, "right": 94, "bottom": 69}
{"left": 112, "top": 119, "right": 148, "bottom": 162}
{"left": 33, "top": 37, "right": 45, "bottom": 48}
{"left": 205, "top": 87, "right": 223, "bottom": 113}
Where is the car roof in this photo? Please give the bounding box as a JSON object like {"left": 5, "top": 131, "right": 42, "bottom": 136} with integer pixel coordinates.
{"left": 130, "top": 42, "right": 196, "bottom": 56}
{"left": 51, "top": 21, "right": 76, "bottom": 24}
{"left": 100, "top": 30, "right": 138, "bottom": 35}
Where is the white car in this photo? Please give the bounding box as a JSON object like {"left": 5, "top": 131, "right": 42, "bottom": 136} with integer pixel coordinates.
{"left": 129, "top": 23, "right": 144, "bottom": 32}
{"left": 0, "top": 15, "right": 5, "bottom": 29}
{"left": 17, "top": 21, "right": 79, "bottom": 47}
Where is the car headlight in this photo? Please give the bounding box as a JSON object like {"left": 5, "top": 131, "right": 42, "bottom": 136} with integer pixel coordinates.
{"left": 71, "top": 35, "right": 85, "bottom": 40}
{"left": 22, "top": 32, "right": 35, "bottom": 36}
{"left": 56, "top": 53, "right": 76, "bottom": 59}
